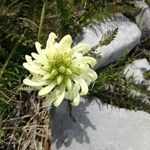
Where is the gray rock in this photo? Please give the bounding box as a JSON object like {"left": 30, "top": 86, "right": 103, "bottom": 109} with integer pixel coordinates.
{"left": 135, "top": 1, "right": 150, "bottom": 36}
{"left": 124, "top": 58, "right": 150, "bottom": 103}
{"left": 124, "top": 58, "right": 150, "bottom": 84}
{"left": 75, "top": 14, "right": 141, "bottom": 69}
{"left": 51, "top": 97, "right": 150, "bottom": 150}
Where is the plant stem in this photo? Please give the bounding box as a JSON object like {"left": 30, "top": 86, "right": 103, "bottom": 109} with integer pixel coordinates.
{"left": 37, "top": 2, "right": 46, "bottom": 42}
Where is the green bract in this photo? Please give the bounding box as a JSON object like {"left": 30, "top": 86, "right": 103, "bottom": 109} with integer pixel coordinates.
{"left": 23, "top": 32, "right": 97, "bottom": 108}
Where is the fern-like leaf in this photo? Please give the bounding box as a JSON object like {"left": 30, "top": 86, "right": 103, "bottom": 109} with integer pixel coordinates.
{"left": 20, "top": 86, "right": 37, "bottom": 93}
{"left": 88, "top": 27, "right": 118, "bottom": 59}
{"left": 99, "top": 27, "right": 118, "bottom": 47}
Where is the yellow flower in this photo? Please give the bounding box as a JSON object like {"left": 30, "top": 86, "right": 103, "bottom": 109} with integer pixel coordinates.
{"left": 23, "top": 32, "right": 97, "bottom": 107}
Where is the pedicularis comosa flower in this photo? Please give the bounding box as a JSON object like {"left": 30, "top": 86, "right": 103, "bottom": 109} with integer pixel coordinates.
{"left": 23, "top": 32, "right": 97, "bottom": 108}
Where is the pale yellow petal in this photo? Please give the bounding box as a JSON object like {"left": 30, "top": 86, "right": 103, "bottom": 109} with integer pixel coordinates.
{"left": 43, "top": 89, "right": 57, "bottom": 108}
{"left": 59, "top": 35, "right": 73, "bottom": 51}
{"left": 35, "top": 42, "right": 42, "bottom": 54}
{"left": 79, "top": 79, "right": 88, "bottom": 95}
{"left": 73, "top": 56, "right": 96, "bottom": 68}
{"left": 31, "top": 52, "right": 39, "bottom": 60}
{"left": 23, "top": 63, "right": 46, "bottom": 75}
{"left": 73, "top": 76, "right": 88, "bottom": 95}
{"left": 53, "top": 90, "right": 65, "bottom": 107}
{"left": 43, "top": 85, "right": 66, "bottom": 107}
{"left": 25, "top": 55, "right": 32, "bottom": 63}
{"left": 42, "top": 74, "right": 53, "bottom": 80}
{"left": 50, "top": 69, "right": 58, "bottom": 76}
{"left": 65, "top": 83, "right": 80, "bottom": 100}
{"left": 80, "top": 75, "right": 91, "bottom": 85}
{"left": 87, "top": 68, "right": 98, "bottom": 81}
{"left": 71, "top": 93, "right": 80, "bottom": 106}
{"left": 23, "top": 78, "right": 48, "bottom": 86}
{"left": 72, "top": 43, "right": 90, "bottom": 54}
{"left": 46, "top": 32, "right": 57, "bottom": 49}
{"left": 66, "top": 78, "right": 73, "bottom": 91}
{"left": 38, "top": 81, "right": 57, "bottom": 96}
{"left": 31, "top": 52, "right": 48, "bottom": 65}
{"left": 73, "top": 52, "right": 83, "bottom": 58}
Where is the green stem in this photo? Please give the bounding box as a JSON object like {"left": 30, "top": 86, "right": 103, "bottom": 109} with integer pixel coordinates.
{"left": 37, "top": 2, "right": 46, "bottom": 42}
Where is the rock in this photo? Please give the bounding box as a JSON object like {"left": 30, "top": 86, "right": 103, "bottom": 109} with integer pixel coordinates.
{"left": 124, "top": 58, "right": 150, "bottom": 104}
{"left": 124, "top": 58, "right": 150, "bottom": 84}
{"left": 51, "top": 97, "right": 150, "bottom": 150}
{"left": 135, "top": 1, "right": 150, "bottom": 36}
{"left": 75, "top": 14, "right": 141, "bottom": 69}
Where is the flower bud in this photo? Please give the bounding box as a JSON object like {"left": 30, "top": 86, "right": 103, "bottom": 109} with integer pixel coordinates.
{"left": 65, "top": 68, "right": 72, "bottom": 75}
{"left": 42, "top": 65, "right": 51, "bottom": 71}
{"left": 58, "top": 66, "right": 66, "bottom": 73}
{"left": 65, "top": 58, "right": 71, "bottom": 65}
{"left": 57, "top": 74, "right": 63, "bottom": 84}
{"left": 51, "top": 69, "right": 58, "bottom": 76}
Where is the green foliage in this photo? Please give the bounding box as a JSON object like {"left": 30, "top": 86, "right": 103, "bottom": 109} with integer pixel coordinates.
{"left": 0, "top": 0, "right": 137, "bottom": 51}
{"left": 144, "top": 71, "right": 150, "bottom": 80}
{"left": 73, "top": 0, "right": 138, "bottom": 28}
{"left": 56, "top": 0, "right": 77, "bottom": 36}
{"left": 99, "top": 28, "right": 118, "bottom": 46}
{"left": 90, "top": 57, "right": 150, "bottom": 113}
{"left": 0, "top": 0, "right": 148, "bottom": 148}
{"left": 0, "top": 0, "right": 145, "bottom": 118}
{"left": 145, "top": 0, "right": 150, "bottom": 5}
{"left": 0, "top": 128, "right": 5, "bottom": 138}
{"left": 89, "top": 27, "right": 118, "bottom": 59}
{"left": 0, "top": 0, "right": 145, "bottom": 113}
{"left": 0, "top": 46, "right": 6, "bottom": 61}
{"left": 0, "top": 0, "right": 34, "bottom": 43}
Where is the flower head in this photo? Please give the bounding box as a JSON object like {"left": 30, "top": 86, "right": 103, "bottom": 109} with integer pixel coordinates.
{"left": 23, "top": 32, "right": 97, "bottom": 107}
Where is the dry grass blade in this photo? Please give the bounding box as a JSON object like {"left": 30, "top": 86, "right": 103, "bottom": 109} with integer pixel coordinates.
{"left": 1, "top": 92, "right": 51, "bottom": 150}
